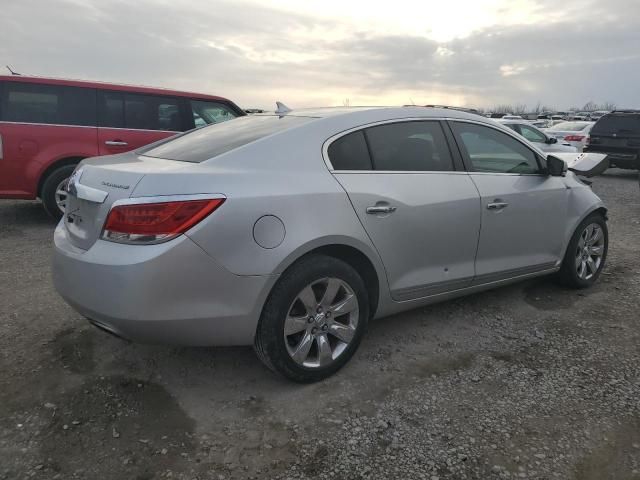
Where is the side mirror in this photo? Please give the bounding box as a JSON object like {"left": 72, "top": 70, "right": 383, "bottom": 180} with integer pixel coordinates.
{"left": 546, "top": 155, "right": 567, "bottom": 176}
{"left": 546, "top": 136, "right": 558, "bottom": 144}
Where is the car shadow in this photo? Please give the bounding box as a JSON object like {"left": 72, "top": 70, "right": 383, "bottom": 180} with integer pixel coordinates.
{"left": 0, "top": 199, "right": 57, "bottom": 228}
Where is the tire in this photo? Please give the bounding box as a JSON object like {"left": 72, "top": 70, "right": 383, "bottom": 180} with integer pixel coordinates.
{"left": 254, "top": 254, "right": 369, "bottom": 383}
{"left": 556, "top": 212, "right": 608, "bottom": 289}
{"left": 41, "top": 164, "right": 77, "bottom": 219}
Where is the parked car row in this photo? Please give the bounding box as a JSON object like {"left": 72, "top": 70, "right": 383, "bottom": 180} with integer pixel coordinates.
{"left": 0, "top": 75, "right": 245, "bottom": 217}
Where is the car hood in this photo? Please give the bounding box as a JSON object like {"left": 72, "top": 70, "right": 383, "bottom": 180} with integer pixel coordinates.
{"left": 551, "top": 152, "right": 609, "bottom": 177}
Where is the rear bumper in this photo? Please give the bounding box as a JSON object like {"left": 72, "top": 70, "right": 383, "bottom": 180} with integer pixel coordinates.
{"left": 52, "top": 223, "right": 275, "bottom": 346}
{"left": 584, "top": 148, "right": 639, "bottom": 169}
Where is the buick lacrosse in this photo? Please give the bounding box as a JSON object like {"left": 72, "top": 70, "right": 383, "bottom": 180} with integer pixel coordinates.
{"left": 53, "top": 106, "right": 608, "bottom": 382}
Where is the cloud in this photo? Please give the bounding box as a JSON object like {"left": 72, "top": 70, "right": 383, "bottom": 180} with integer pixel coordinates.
{"left": 1, "top": 0, "right": 639, "bottom": 110}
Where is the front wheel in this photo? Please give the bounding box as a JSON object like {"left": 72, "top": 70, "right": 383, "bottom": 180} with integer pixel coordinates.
{"left": 254, "top": 255, "right": 369, "bottom": 383}
{"left": 557, "top": 213, "right": 608, "bottom": 288}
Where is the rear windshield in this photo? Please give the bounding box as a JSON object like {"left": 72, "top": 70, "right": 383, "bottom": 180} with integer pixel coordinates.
{"left": 593, "top": 114, "right": 640, "bottom": 135}
{"left": 141, "top": 115, "right": 313, "bottom": 162}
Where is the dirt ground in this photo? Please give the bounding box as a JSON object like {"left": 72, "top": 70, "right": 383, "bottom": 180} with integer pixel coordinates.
{"left": 0, "top": 170, "right": 639, "bottom": 480}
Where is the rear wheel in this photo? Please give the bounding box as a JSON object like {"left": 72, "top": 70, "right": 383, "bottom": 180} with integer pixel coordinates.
{"left": 254, "top": 255, "right": 369, "bottom": 382}
{"left": 41, "top": 164, "right": 77, "bottom": 219}
{"left": 557, "top": 213, "right": 608, "bottom": 288}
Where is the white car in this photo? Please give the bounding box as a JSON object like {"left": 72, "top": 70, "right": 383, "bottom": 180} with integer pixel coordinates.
{"left": 497, "top": 120, "right": 577, "bottom": 153}
{"left": 545, "top": 122, "right": 594, "bottom": 151}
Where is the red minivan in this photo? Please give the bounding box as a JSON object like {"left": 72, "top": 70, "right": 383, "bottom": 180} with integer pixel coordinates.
{"left": 0, "top": 75, "right": 245, "bottom": 217}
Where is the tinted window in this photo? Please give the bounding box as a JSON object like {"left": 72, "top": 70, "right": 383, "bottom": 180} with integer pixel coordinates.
{"left": 328, "top": 131, "right": 371, "bottom": 170}
{"left": 518, "top": 124, "right": 546, "bottom": 143}
{"left": 98, "top": 92, "right": 183, "bottom": 131}
{"left": 142, "top": 115, "right": 313, "bottom": 162}
{"left": 452, "top": 122, "right": 541, "bottom": 174}
{"left": 190, "top": 100, "right": 237, "bottom": 128}
{"left": 1, "top": 82, "right": 96, "bottom": 126}
{"left": 593, "top": 114, "right": 640, "bottom": 135}
{"left": 365, "top": 121, "right": 453, "bottom": 171}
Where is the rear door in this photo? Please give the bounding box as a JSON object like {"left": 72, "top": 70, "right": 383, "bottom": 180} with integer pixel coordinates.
{"left": 329, "top": 120, "right": 481, "bottom": 301}
{"left": 449, "top": 121, "right": 569, "bottom": 283}
{"left": 587, "top": 114, "right": 640, "bottom": 167}
{"left": 97, "top": 91, "right": 186, "bottom": 156}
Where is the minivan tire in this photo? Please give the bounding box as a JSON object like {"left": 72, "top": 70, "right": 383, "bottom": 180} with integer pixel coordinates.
{"left": 556, "top": 212, "right": 608, "bottom": 289}
{"left": 41, "top": 164, "right": 77, "bottom": 219}
{"left": 254, "top": 254, "right": 369, "bottom": 383}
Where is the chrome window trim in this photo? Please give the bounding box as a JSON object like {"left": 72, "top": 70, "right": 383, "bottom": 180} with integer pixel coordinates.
{"left": 321, "top": 116, "right": 548, "bottom": 176}
{"left": 0, "top": 120, "right": 179, "bottom": 134}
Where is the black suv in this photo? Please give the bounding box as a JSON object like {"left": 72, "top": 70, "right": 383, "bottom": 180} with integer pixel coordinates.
{"left": 585, "top": 110, "right": 640, "bottom": 169}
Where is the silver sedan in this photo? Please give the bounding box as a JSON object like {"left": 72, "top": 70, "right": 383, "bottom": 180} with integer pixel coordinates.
{"left": 53, "top": 106, "right": 609, "bottom": 382}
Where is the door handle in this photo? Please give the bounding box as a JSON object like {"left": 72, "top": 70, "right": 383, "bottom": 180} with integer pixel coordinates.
{"left": 366, "top": 205, "right": 397, "bottom": 214}
{"left": 487, "top": 202, "right": 509, "bottom": 210}
{"left": 105, "top": 140, "right": 128, "bottom": 147}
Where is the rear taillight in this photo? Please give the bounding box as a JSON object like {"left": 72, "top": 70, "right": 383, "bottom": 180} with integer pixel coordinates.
{"left": 564, "top": 135, "right": 585, "bottom": 142}
{"left": 102, "top": 197, "right": 225, "bottom": 244}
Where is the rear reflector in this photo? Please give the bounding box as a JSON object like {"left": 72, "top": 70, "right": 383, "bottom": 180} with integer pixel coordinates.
{"left": 102, "top": 198, "right": 225, "bottom": 244}
{"left": 564, "top": 135, "right": 585, "bottom": 142}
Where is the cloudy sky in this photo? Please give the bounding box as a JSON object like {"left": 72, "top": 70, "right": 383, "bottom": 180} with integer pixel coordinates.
{"left": 1, "top": 0, "right": 639, "bottom": 110}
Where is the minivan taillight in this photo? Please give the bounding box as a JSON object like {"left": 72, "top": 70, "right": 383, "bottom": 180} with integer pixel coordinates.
{"left": 102, "top": 198, "right": 225, "bottom": 244}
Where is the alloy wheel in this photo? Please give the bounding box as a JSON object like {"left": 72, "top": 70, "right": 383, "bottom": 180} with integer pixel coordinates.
{"left": 284, "top": 277, "right": 359, "bottom": 368}
{"left": 575, "top": 223, "right": 605, "bottom": 280}
{"left": 54, "top": 177, "right": 69, "bottom": 214}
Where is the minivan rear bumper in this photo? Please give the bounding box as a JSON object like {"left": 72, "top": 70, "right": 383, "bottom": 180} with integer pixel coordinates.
{"left": 52, "top": 222, "right": 274, "bottom": 346}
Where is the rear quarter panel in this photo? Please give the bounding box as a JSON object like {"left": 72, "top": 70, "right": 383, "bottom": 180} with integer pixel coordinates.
{"left": 0, "top": 123, "right": 98, "bottom": 198}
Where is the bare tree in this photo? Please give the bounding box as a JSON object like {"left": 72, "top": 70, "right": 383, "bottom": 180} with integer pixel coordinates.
{"left": 342, "top": 98, "right": 350, "bottom": 107}
{"left": 601, "top": 101, "right": 617, "bottom": 111}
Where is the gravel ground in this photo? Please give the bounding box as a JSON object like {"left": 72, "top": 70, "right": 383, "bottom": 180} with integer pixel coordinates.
{"left": 0, "top": 169, "right": 639, "bottom": 480}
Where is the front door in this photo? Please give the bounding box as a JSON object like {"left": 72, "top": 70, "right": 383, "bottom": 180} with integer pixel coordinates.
{"left": 449, "top": 121, "right": 569, "bottom": 284}
{"left": 328, "top": 120, "right": 481, "bottom": 301}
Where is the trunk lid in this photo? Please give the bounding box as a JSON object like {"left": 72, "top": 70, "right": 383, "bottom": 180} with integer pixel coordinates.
{"left": 63, "top": 152, "right": 188, "bottom": 250}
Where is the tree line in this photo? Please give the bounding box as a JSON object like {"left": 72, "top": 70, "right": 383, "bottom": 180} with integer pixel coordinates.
{"left": 479, "top": 101, "right": 617, "bottom": 115}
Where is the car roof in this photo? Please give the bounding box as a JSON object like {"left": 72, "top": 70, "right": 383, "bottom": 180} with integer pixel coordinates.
{"left": 0, "top": 74, "right": 233, "bottom": 102}
{"left": 256, "top": 106, "right": 489, "bottom": 122}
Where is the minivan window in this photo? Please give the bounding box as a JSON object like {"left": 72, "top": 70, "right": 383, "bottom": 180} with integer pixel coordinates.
{"left": 366, "top": 121, "right": 454, "bottom": 171}
{"left": 1, "top": 82, "right": 96, "bottom": 126}
{"left": 142, "top": 115, "right": 313, "bottom": 163}
{"left": 98, "top": 92, "right": 183, "bottom": 131}
{"left": 452, "top": 122, "right": 541, "bottom": 174}
{"left": 328, "top": 131, "right": 372, "bottom": 170}
{"left": 190, "top": 100, "right": 237, "bottom": 128}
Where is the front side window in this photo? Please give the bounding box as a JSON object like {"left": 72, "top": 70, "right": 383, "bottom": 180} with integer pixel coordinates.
{"left": 452, "top": 122, "right": 541, "bottom": 174}
{"left": 190, "top": 100, "right": 237, "bottom": 128}
{"left": 517, "top": 124, "right": 547, "bottom": 143}
{"left": 1, "top": 82, "right": 96, "bottom": 126}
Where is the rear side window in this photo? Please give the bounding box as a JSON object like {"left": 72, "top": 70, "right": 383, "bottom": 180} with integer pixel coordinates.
{"left": 452, "top": 122, "right": 541, "bottom": 174}
{"left": 98, "top": 92, "right": 184, "bottom": 131}
{"left": 593, "top": 114, "right": 640, "bottom": 135}
{"left": 190, "top": 100, "right": 238, "bottom": 128}
{"left": 142, "top": 115, "right": 313, "bottom": 162}
{"left": 327, "top": 131, "right": 372, "bottom": 170}
{"left": 0, "top": 81, "right": 96, "bottom": 126}
{"left": 366, "top": 121, "right": 453, "bottom": 171}
{"left": 328, "top": 121, "right": 454, "bottom": 172}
